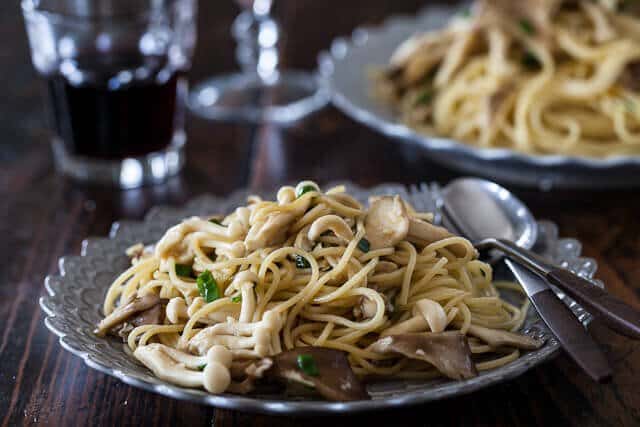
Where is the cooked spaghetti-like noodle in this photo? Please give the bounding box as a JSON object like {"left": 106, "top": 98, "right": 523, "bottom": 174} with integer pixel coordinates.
{"left": 373, "top": 0, "right": 640, "bottom": 157}
{"left": 96, "top": 181, "right": 539, "bottom": 398}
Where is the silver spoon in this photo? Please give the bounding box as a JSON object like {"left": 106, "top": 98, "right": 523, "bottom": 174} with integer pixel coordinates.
{"left": 441, "top": 178, "right": 640, "bottom": 341}
{"left": 435, "top": 178, "right": 611, "bottom": 382}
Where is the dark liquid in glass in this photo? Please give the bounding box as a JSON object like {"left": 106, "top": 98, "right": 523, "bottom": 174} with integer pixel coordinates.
{"left": 46, "top": 55, "right": 181, "bottom": 160}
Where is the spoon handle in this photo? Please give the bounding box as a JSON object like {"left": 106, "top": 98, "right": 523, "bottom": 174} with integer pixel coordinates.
{"left": 546, "top": 268, "right": 640, "bottom": 340}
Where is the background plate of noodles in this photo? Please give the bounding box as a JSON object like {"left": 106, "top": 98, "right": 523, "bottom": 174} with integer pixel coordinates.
{"left": 41, "top": 182, "right": 602, "bottom": 415}
{"left": 318, "top": 1, "right": 640, "bottom": 189}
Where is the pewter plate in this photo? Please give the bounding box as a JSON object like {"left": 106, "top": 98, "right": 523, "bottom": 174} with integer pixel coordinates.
{"left": 41, "top": 182, "right": 603, "bottom": 415}
{"left": 317, "top": 4, "right": 640, "bottom": 189}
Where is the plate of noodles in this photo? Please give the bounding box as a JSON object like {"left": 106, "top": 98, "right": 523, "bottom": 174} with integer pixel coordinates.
{"left": 318, "top": 0, "right": 640, "bottom": 188}
{"left": 41, "top": 181, "right": 602, "bottom": 414}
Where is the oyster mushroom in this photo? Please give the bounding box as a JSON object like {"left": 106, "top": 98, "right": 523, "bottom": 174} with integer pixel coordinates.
{"left": 364, "top": 196, "right": 410, "bottom": 249}
{"left": 406, "top": 218, "right": 468, "bottom": 257}
{"left": 464, "top": 323, "right": 543, "bottom": 350}
{"left": 245, "top": 212, "right": 296, "bottom": 251}
{"left": 365, "top": 196, "right": 468, "bottom": 256}
{"left": 369, "top": 332, "right": 477, "bottom": 380}
{"left": 267, "top": 348, "right": 370, "bottom": 401}
{"left": 95, "top": 294, "right": 165, "bottom": 337}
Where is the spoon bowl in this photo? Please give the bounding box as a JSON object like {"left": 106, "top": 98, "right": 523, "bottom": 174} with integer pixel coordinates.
{"left": 441, "top": 178, "right": 537, "bottom": 250}
{"left": 439, "top": 177, "right": 615, "bottom": 381}
{"left": 440, "top": 177, "right": 640, "bottom": 341}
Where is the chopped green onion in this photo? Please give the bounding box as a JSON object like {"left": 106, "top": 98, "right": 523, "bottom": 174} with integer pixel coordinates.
{"left": 197, "top": 364, "right": 206, "bottom": 371}
{"left": 174, "top": 263, "right": 193, "bottom": 277}
{"left": 231, "top": 295, "right": 242, "bottom": 303}
{"left": 197, "top": 270, "right": 220, "bottom": 303}
{"left": 521, "top": 51, "right": 540, "bottom": 70}
{"left": 519, "top": 19, "right": 535, "bottom": 35}
{"left": 209, "top": 218, "right": 225, "bottom": 226}
{"left": 414, "top": 89, "right": 433, "bottom": 106}
{"left": 296, "top": 354, "right": 319, "bottom": 377}
{"left": 295, "top": 181, "right": 319, "bottom": 198}
{"left": 296, "top": 185, "right": 317, "bottom": 198}
{"left": 295, "top": 255, "right": 311, "bottom": 269}
{"left": 358, "top": 238, "right": 370, "bottom": 253}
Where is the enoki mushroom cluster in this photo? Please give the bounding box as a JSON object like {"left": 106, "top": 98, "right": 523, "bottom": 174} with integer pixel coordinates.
{"left": 95, "top": 182, "right": 541, "bottom": 400}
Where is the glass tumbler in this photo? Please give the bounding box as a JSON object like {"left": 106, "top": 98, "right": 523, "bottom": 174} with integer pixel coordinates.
{"left": 22, "top": 0, "right": 197, "bottom": 188}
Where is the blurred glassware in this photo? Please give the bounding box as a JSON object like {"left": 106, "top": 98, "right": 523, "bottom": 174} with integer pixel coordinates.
{"left": 188, "top": 0, "right": 327, "bottom": 123}
{"left": 22, "top": 0, "right": 197, "bottom": 188}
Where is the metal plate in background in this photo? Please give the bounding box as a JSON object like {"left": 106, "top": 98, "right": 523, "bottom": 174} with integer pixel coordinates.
{"left": 317, "top": 4, "right": 640, "bottom": 189}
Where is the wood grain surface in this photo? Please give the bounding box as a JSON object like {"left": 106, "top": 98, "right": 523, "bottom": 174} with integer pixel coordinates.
{"left": 1, "top": 1, "right": 639, "bottom": 426}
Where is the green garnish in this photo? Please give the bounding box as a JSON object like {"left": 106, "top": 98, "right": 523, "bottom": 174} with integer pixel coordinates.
{"left": 295, "top": 255, "right": 311, "bottom": 269}
{"left": 197, "top": 364, "right": 206, "bottom": 371}
{"left": 358, "top": 238, "right": 370, "bottom": 253}
{"left": 174, "top": 263, "right": 193, "bottom": 277}
{"left": 197, "top": 270, "right": 220, "bottom": 303}
{"left": 296, "top": 354, "right": 319, "bottom": 377}
{"left": 519, "top": 19, "right": 535, "bottom": 35}
{"left": 296, "top": 185, "right": 317, "bottom": 198}
{"left": 231, "top": 295, "right": 242, "bottom": 303}
{"left": 414, "top": 89, "right": 433, "bottom": 106}
{"left": 209, "top": 218, "right": 225, "bottom": 226}
{"left": 521, "top": 51, "right": 541, "bottom": 70}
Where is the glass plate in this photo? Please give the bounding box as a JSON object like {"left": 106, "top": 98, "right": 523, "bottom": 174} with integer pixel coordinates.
{"left": 40, "top": 182, "right": 603, "bottom": 415}
{"left": 317, "top": 4, "right": 640, "bottom": 189}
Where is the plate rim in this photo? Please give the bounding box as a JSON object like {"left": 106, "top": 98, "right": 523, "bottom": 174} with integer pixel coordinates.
{"left": 40, "top": 182, "right": 602, "bottom": 415}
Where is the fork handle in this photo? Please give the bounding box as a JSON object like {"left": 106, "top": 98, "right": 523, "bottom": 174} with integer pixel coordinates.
{"left": 547, "top": 268, "right": 640, "bottom": 340}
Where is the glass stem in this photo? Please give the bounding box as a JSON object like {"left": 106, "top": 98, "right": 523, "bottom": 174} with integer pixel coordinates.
{"left": 233, "top": 0, "right": 279, "bottom": 82}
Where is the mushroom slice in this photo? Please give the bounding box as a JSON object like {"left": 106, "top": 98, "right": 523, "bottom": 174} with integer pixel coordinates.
{"left": 353, "top": 295, "right": 379, "bottom": 320}
{"left": 95, "top": 294, "right": 164, "bottom": 337}
{"left": 307, "top": 215, "right": 354, "bottom": 242}
{"left": 369, "top": 332, "right": 478, "bottom": 380}
{"left": 413, "top": 298, "right": 448, "bottom": 333}
{"left": 227, "top": 358, "right": 275, "bottom": 394}
{"left": 374, "top": 261, "right": 398, "bottom": 273}
{"left": 365, "top": 196, "right": 410, "bottom": 249}
{"left": 465, "top": 324, "right": 543, "bottom": 350}
{"left": 245, "top": 212, "right": 295, "bottom": 251}
{"left": 406, "top": 218, "right": 469, "bottom": 257}
{"left": 267, "top": 348, "right": 370, "bottom": 401}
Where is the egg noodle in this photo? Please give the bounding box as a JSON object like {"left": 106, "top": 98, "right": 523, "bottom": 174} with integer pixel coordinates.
{"left": 97, "top": 182, "right": 538, "bottom": 398}
{"left": 373, "top": 0, "right": 640, "bottom": 157}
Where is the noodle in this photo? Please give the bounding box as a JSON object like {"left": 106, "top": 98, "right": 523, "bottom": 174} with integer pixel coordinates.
{"left": 96, "top": 181, "right": 537, "bottom": 398}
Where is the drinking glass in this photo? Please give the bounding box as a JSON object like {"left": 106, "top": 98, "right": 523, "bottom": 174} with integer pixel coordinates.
{"left": 188, "top": 0, "right": 327, "bottom": 123}
{"left": 22, "top": 0, "right": 197, "bottom": 188}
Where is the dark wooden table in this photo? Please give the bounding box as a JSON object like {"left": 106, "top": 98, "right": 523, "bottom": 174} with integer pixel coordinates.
{"left": 2, "top": 1, "right": 639, "bottom": 426}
